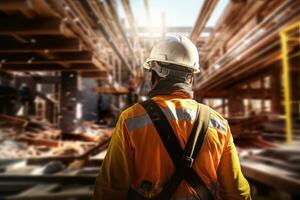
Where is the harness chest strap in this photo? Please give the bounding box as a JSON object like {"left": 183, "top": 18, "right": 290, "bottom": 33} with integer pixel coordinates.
{"left": 127, "top": 99, "right": 213, "bottom": 200}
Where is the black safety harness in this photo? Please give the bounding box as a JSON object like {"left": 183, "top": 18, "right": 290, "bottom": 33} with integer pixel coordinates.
{"left": 127, "top": 99, "right": 214, "bottom": 200}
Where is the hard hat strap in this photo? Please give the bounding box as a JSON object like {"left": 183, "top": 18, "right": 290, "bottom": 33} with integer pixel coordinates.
{"left": 151, "top": 62, "right": 193, "bottom": 82}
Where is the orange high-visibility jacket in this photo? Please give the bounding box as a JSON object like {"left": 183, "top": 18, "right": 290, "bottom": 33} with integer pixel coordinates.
{"left": 93, "top": 92, "right": 251, "bottom": 200}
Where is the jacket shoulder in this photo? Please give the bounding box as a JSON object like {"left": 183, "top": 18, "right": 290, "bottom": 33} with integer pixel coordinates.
{"left": 120, "top": 102, "right": 145, "bottom": 120}
{"left": 207, "top": 107, "right": 228, "bottom": 133}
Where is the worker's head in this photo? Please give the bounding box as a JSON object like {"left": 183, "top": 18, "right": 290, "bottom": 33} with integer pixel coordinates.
{"left": 144, "top": 35, "right": 200, "bottom": 88}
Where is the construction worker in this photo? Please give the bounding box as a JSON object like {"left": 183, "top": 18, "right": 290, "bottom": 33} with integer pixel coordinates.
{"left": 93, "top": 36, "right": 251, "bottom": 200}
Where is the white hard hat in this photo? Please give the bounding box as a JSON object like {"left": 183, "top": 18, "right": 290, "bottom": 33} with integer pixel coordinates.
{"left": 144, "top": 35, "right": 200, "bottom": 73}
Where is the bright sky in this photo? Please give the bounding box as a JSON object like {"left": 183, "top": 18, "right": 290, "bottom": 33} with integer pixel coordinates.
{"left": 116, "top": 0, "right": 229, "bottom": 29}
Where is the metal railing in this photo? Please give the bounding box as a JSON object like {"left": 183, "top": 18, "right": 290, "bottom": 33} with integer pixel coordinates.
{"left": 280, "top": 21, "right": 300, "bottom": 144}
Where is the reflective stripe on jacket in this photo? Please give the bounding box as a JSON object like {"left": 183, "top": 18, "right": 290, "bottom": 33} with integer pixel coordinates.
{"left": 93, "top": 92, "right": 251, "bottom": 200}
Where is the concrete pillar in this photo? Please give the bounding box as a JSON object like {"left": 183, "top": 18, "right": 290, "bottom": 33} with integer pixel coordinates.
{"left": 59, "top": 71, "right": 78, "bottom": 133}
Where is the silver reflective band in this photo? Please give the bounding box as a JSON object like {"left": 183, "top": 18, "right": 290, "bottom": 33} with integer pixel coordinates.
{"left": 125, "top": 113, "right": 152, "bottom": 132}
{"left": 125, "top": 107, "right": 197, "bottom": 132}
{"left": 209, "top": 118, "right": 226, "bottom": 132}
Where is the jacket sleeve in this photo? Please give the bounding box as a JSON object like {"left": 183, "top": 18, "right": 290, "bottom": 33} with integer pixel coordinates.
{"left": 217, "top": 123, "right": 252, "bottom": 200}
{"left": 93, "top": 114, "right": 134, "bottom": 200}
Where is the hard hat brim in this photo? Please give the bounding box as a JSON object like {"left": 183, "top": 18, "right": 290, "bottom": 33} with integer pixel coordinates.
{"left": 143, "top": 59, "right": 200, "bottom": 73}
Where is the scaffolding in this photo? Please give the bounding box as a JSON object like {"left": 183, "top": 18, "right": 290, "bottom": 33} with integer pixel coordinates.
{"left": 280, "top": 21, "right": 300, "bottom": 144}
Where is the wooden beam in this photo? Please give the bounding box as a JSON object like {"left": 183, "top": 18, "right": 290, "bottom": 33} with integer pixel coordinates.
{"left": 190, "top": 0, "right": 219, "bottom": 42}
{"left": 121, "top": 0, "right": 142, "bottom": 59}
{"left": 105, "top": 0, "right": 138, "bottom": 68}
{"left": 0, "top": 114, "right": 28, "bottom": 128}
{"left": 0, "top": 0, "right": 35, "bottom": 17}
{"left": 15, "top": 75, "right": 60, "bottom": 84}
{"left": 0, "top": 52, "right": 94, "bottom": 63}
{"left": 195, "top": 89, "right": 272, "bottom": 98}
{"left": 89, "top": 0, "right": 135, "bottom": 75}
{"left": 80, "top": 71, "right": 107, "bottom": 78}
{"left": 93, "top": 86, "right": 129, "bottom": 94}
{"left": 0, "top": 0, "right": 58, "bottom": 18}
{"left": 0, "top": 38, "right": 81, "bottom": 53}
{"left": 0, "top": 17, "right": 72, "bottom": 36}
{"left": 0, "top": 0, "right": 30, "bottom": 10}
{"left": 0, "top": 63, "right": 98, "bottom": 71}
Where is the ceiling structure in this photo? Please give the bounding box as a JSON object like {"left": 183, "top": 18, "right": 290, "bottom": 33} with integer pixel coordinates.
{"left": 0, "top": 0, "right": 299, "bottom": 93}
{"left": 192, "top": 0, "right": 300, "bottom": 91}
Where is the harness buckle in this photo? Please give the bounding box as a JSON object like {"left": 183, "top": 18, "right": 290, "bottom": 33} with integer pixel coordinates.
{"left": 183, "top": 156, "right": 194, "bottom": 168}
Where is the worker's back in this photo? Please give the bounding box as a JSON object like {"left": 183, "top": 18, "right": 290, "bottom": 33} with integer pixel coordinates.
{"left": 125, "top": 93, "right": 229, "bottom": 199}
{"left": 94, "top": 92, "right": 251, "bottom": 200}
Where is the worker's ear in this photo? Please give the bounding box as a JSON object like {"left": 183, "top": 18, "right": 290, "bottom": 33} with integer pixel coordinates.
{"left": 187, "top": 74, "right": 193, "bottom": 85}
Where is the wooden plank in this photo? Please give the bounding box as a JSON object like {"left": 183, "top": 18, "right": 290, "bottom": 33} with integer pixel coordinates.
{"left": 0, "top": 52, "right": 94, "bottom": 64}
{"left": 0, "top": 114, "right": 28, "bottom": 130}
{"left": 200, "top": 0, "right": 265, "bottom": 61}
{"left": 104, "top": 0, "right": 138, "bottom": 69}
{"left": 190, "top": 0, "right": 219, "bottom": 42}
{"left": 93, "top": 86, "right": 129, "bottom": 94}
{"left": 16, "top": 136, "right": 60, "bottom": 147}
{"left": 0, "top": 0, "right": 30, "bottom": 10}
{"left": 80, "top": 71, "right": 107, "bottom": 78}
{"left": 0, "top": 63, "right": 98, "bottom": 71}
{"left": 0, "top": 38, "right": 81, "bottom": 52}
{"left": 91, "top": 57, "right": 107, "bottom": 71}
{"left": 0, "top": 0, "right": 35, "bottom": 18}
{"left": 226, "top": 16, "right": 258, "bottom": 51}
{"left": 86, "top": 0, "right": 135, "bottom": 75}
{"left": 0, "top": 17, "right": 71, "bottom": 36}
{"left": 121, "top": 0, "right": 142, "bottom": 61}
{"left": 224, "top": 0, "right": 267, "bottom": 49}
{"left": 19, "top": 47, "right": 103, "bottom": 71}
{"left": 0, "top": 0, "right": 58, "bottom": 18}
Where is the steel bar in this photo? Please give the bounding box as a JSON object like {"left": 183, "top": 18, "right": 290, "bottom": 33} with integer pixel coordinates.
{"left": 190, "top": 0, "right": 219, "bottom": 42}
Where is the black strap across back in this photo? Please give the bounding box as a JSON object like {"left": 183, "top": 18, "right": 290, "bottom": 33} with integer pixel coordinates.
{"left": 127, "top": 99, "right": 214, "bottom": 200}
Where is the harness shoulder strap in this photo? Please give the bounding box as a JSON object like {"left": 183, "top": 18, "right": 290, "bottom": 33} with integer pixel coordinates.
{"left": 138, "top": 99, "right": 213, "bottom": 200}
{"left": 184, "top": 104, "right": 212, "bottom": 200}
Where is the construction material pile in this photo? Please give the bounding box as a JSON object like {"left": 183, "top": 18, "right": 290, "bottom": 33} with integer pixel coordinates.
{"left": 0, "top": 114, "right": 113, "bottom": 160}
{"left": 227, "top": 114, "right": 300, "bottom": 149}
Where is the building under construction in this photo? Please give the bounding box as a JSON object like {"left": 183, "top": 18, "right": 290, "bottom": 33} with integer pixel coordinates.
{"left": 0, "top": 0, "right": 299, "bottom": 199}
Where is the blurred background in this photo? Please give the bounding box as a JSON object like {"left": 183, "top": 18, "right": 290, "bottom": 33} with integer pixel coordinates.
{"left": 0, "top": 0, "right": 299, "bottom": 199}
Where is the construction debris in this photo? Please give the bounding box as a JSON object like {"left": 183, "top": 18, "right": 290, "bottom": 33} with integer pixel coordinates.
{"left": 0, "top": 115, "right": 113, "bottom": 160}
{"left": 0, "top": 0, "right": 299, "bottom": 199}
